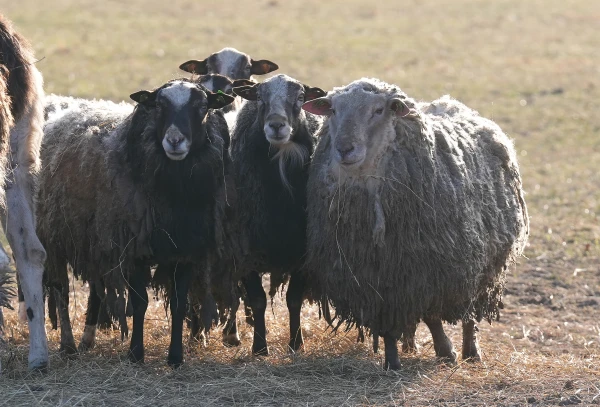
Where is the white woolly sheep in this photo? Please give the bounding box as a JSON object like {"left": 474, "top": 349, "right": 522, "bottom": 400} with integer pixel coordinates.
{"left": 303, "top": 78, "right": 529, "bottom": 369}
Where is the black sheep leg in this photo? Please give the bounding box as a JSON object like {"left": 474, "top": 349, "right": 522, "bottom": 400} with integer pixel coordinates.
{"left": 47, "top": 287, "right": 58, "bottom": 330}
{"left": 423, "top": 316, "right": 457, "bottom": 364}
{"left": 78, "top": 281, "right": 102, "bottom": 351}
{"left": 128, "top": 265, "right": 148, "bottom": 363}
{"left": 167, "top": 263, "right": 194, "bottom": 367}
{"left": 54, "top": 283, "right": 76, "bottom": 355}
{"left": 286, "top": 272, "right": 305, "bottom": 352}
{"left": 383, "top": 334, "right": 401, "bottom": 370}
{"left": 462, "top": 319, "right": 481, "bottom": 361}
{"left": 243, "top": 271, "right": 268, "bottom": 356}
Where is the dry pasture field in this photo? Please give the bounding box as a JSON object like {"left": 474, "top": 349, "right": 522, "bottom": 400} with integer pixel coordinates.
{"left": 0, "top": 0, "right": 599, "bottom": 405}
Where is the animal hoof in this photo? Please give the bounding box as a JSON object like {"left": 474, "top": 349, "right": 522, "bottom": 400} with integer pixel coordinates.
{"left": 252, "top": 345, "right": 269, "bottom": 356}
{"left": 167, "top": 357, "right": 183, "bottom": 368}
{"left": 77, "top": 340, "right": 95, "bottom": 352}
{"left": 288, "top": 340, "right": 304, "bottom": 353}
{"left": 59, "top": 343, "right": 78, "bottom": 356}
{"left": 222, "top": 333, "right": 241, "bottom": 347}
{"left": 28, "top": 359, "right": 48, "bottom": 373}
{"left": 128, "top": 348, "right": 144, "bottom": 364}
{"left": 384, "top": 358, "right": 401, "bottom": 371}
{"left": 463, "top": 352, "right": 481, "bottom": 363}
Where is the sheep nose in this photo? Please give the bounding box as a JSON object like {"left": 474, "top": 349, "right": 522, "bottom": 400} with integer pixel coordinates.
{"left": 269, "top": 121, "right": 285, "bottom": 131}
{"left": 337, "top": 144, "right": 355, "bottom": 159}
{"left": 167, "top": 135, "right": 184, "bottom": 147}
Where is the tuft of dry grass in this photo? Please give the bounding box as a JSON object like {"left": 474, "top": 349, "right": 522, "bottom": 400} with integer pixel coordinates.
{"left": 0, "top": 0, "right": 599, "bottom": 405}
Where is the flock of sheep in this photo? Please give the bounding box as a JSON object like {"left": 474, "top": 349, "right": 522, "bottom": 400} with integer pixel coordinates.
{"left": 0, "top": 13, "right": 529, "bottom": 373}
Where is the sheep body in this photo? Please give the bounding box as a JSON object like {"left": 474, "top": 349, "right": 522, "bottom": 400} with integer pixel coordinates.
{"left": 37, "top": 80, "right": 233, "bottom": 364}
{"left": 305, "top": 78, "right": 528, "bottom": 365}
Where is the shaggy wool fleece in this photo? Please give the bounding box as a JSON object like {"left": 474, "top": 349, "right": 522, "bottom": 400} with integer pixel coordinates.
{"left": 306, "top": 78, "right": 529, "bottom": 339}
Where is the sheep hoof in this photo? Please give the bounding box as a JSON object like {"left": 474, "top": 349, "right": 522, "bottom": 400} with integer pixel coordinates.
{"left": 252, "top": 345, "right": 269, "bottom": 356}
{"left": 167, "top": 356, "right": 184, "bottom": 368}
{"left": 77, "top": 339, "right": 95, "bottom": 352}
{"left": 28, "top": 360, "right": 48, "bottom": 373}
{"left": 385, "top": 358, "right": 401, "bottom": 371}
{"left": 128, "top": 347, "right": 144, "bottom": 364}
{"left": 59, "top": 342, "right": 78, "bottom": 356}
{"left": 288, "top": 340, "right": 304, "bottom": 354}
{"left": 222, "top": 333, "right": 241, "bottom": 347}
{"left": 463, "top": 351, "right": 481, "bottom": 363}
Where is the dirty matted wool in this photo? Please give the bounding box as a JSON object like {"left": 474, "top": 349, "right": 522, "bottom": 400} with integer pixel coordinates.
{"left": 306, "top": 85, "right": 529, "bottom": 339}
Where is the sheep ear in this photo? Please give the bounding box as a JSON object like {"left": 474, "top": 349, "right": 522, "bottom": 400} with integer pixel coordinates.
{"left": 207, "top": 91, "right": 235, "bottom": 109}
{"left": 302, "top": 97, "right": 332, "bottom": 116}
{"left": 390, "top": 99, "right": 412, "bottom": 117}
{"left": 232, "top": 79, "right": 255, "bottom": 88}
{"left": 130, "top": 90, "right": 156, "bottom": 106}
{"left": 304, "top": 86, "right": 327, "bottom": 101}
{"left": 233, "top": 84, "right": 258, "bottom": 101}
{"left": 179, "top": 59, "right": 209, "bottom": 74}
{"left": 250, "top": 59, "right": 278, "bottom": 75}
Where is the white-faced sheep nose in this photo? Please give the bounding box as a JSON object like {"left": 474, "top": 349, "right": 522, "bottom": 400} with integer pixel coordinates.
{"left": 336, "top": 144, "right": 356, "bottom": 161}
{"left": 167, "top": 134, "right": 185, "bottom": 148}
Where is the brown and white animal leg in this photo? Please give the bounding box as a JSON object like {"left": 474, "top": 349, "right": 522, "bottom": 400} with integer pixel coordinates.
{"left": 462, "top": 319, "right": 481, "bottom": 361}
{"left": 3, "top": 89, "right": 48, "bottom": 370}
{"left": 423, "top": 316, "right": 457, "bottom": 364}
{"left": 401, "top": 321, "right": 418, "bottom": 354}
{"left": 243, "top": 271, "right": 268, "bottom": 356}
{"left": 78, "top": 280, "right": 103, "bottom": 351}
{"left": 286, "top": 272, "right": 305, "bottom": 353}
{"left": 383, "top": 333, "right": 401, "bottom": 370}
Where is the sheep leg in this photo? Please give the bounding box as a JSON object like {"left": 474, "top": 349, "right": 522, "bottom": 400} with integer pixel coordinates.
{"left": 1, "top": 136, "right": 48, "bottom": 370}
{"left": 128, "top": 268, "right": 148, "bottom": 363}
{"left": 462, "top": 319, "right": 481, "bottom": 361}
{"left": 423, "top": 316, "right": 457, "bottom": 364}
{"left": 47, "top": 287, "right": 58, "bottom": 330}
{"left": 96, "top": 285, "right": 113, "bottom": 330}
{"left": 222, "top": 297, "right": 241, "bottom": 347}
{"left": 401, "top": 322, "right": 418, "bottom": 353}
{"left": 53, "top": 285, "right": 77, "bottom": 355}
{"left": 167, "top": 263, "right": 193, "bottom": 368}
{"left": 243, "top": 271, "right": 268, "bottom": 356}
{"left": 383, "top": 334, "right": 401, "bottom": 370}
{"left": 78, "top": 281, "right": 102, "bottom": 352}
{"left": 286, "top": 272, "right": 305, "bottom": 353}
{"left": 16, "top": 274, "right": 27, "bottom": 323}
{"left": 189, "top": 309, "right": 206, "bottom": 346}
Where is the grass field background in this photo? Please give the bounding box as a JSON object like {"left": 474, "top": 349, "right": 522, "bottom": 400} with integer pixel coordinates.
{"left": 0, "top": 0, "right": 599, "bottom": 405}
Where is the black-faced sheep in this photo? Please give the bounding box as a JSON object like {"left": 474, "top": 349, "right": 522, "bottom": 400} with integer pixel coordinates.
{"left": 302, "top": 78, "right": 529, "bottom": 369}
{"left": 226, "top": 74, "right": 325, "bottom": 354}
{"left": 0, "top": 13, "right": 48, "bottom": 371}
{"left": 38, "top": 79, "right": 234, "bottom": 366}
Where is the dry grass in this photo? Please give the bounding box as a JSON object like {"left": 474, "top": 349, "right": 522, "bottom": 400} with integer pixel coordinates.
{"left": 0, "top": 0, "right": 599, "bottom": 405}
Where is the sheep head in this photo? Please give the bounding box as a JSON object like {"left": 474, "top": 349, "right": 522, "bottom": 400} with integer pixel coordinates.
{"left": 233, "top": 74, "right": 325, "bottom": 146}
{"left": 179, "top": 47, "right": 278, "bottom": 79}
{"left": 130, "top": 80, "right": 234, "bottom": 161}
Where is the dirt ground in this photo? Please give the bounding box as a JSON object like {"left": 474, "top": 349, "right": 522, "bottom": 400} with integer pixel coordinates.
{"left": 0, "top": 0, "right": 599, "bottom": 405}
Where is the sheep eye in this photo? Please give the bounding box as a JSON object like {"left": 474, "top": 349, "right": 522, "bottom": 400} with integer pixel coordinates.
{"left": 331, "top": 109, "right": 336, "bottom": 115}
{"left": 297, "top": 94, "right": 305, "bottom": 103}
{"left": 374, "top": 107, "right": 384, "bottom": 115}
